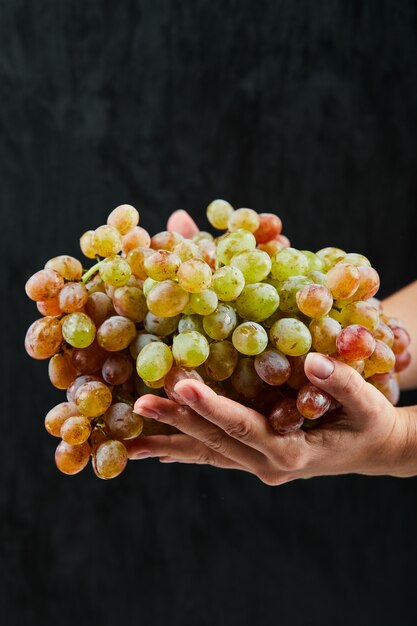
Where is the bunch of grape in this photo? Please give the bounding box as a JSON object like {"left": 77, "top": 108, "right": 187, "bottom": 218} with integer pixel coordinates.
{"left": 24, "top": 201, "right": 411, "bottom": 479}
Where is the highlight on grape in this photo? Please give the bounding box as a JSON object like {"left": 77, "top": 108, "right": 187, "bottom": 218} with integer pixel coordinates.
{"left": 25, "top": 201, "right": 411, "bottom": 479}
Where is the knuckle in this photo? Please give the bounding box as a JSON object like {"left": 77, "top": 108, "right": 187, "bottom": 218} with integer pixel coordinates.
{"left": 204, "top": 430, "right": 228, "bottom": 455}
{"left": 198, "top": 449, "right": 217, "bottom": 466}
{"left": 258, "top": 471, "right": 286, "bottom": 486}
{"left": 226, "top": 419, "right": 253, "bottom": 443}
{"left": 278, "top": 445, "right": 307, "bottom": 473}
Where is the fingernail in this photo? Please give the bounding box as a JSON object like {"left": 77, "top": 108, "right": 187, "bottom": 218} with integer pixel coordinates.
{"left": 134, "top": 403, "right": 159, "bottom": 419}
{"left": 307, "top": 354, "right": 335, "bottom": 379}
{"left": 174, "top": 384, "right": 198, "bottom": 403}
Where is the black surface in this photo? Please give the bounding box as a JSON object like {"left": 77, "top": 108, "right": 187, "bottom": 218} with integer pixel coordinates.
{"left": 2, "top": 1, "right": 417, "bottom": 625}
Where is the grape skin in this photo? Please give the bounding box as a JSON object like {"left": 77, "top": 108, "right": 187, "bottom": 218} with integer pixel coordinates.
{"left": 104, "top": 403, "right": 143, "bottom": 440}
{"left": 268, "top": 397, "right": 304, "bottom": 435}
{"left": 25, "top": 268, "right": 64, "bottom": 301}
{"left": 336, "top": 324, "right": 376, "bottom": 361}
{"left": 61, "top": 415, "right": 91, "bottom": 445}
{"left": 296, "top": 383, "right": 331, "bottom": 419}
{"left": 62, "top": 312, "right": 96, "bottom": 349}
{"left": 45, "top": 255, "right": 83, "bottom": 281}
{"left": 254, "top": 348, "right": 291, "bottom": 386}
{"left": 204, "top": 341, "right": 238, "bottom": 381}
{"left": 164, "top": 366, "right": 204, "bottom": 404}
{"left": 136, "top": 342, "right": 173, "bottom": 382}
{"left": 270, "top": 318, "right": 312, "bottom": 357}
{"left": 93, "top": 440, "right": 128, "bottom": 479}
{"left": 172, "top": 331, "right": 210, "bottom": 367}
{"left": 232, "top": 322, "right": 268, "bottom": 356}
{"left": 25, "top": 317, "right": 63, "bottom": 359}
{"left": 55, "top": 440, "right": 91, "bottom": 475}
{"left": 45, "top": 402, "right": 80, "bottom": 437}
{"left": 97, "top": 316, "right": 136, "bottom": 351}
{"left": 49, "top": 353, "right": 78, "bottom": 389}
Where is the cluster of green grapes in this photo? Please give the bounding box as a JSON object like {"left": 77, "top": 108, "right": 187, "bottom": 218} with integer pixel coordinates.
{"left": 25, "top": 201, "right": 411, "bottom": 479}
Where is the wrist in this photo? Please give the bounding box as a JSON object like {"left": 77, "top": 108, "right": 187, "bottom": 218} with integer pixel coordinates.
{"left": 386, "top": 406, "right": 417, "bottom": 478}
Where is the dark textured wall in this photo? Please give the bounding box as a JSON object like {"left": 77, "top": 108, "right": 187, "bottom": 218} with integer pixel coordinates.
{"left": 2, "top": 2, "right": 417, "bottom": 625}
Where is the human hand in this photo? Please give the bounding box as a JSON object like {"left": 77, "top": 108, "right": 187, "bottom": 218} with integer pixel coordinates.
{"left": 127, "top": 354, "right": 417, "bottom": 485}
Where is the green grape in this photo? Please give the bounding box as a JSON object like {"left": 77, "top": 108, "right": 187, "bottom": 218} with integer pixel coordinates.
{"left": 230, "top": 249, "right": 272, "bottom": 283}
{"left": 206, "top": 199, "right": 234, "bottom": 229}
{"left": 80, "top": 230, "right": 97, "bottom": 259}
{"left": 146, "top": 280, "right": 189, "bottom": 317}
{"left": 192, "top": 231, "right": 214, "bottom": 243}
{"left": 270, "top": 318, "right": 312, "bottom": 356}
{"left": 142, "top": 276, "right": 159, "bottom": 297}
{"left": 99, "top": 255, "right": 132, "bottom": 287}
{"left": 373, "top": 322, "right": 395, "bottom": 347}
{"left": 363, "top": 339, "right": 396, "bottom": 377}
{"left": 295, "top": 284, "right": 333, "bottom": 318}
{"left": 177, "top": 259, "right": 212, "bottom": 293}
{"left": 107, "top": 204, "right": 139, "bottom": 234}
{"left": 340, "top": 301, "right": 380, "bottom": 331}
{"left": 316, "top": 247, "right": 346, "bottom": 270}
{"left": 136, "top": 342, "right": 173, "bottom": 381}
{"left": 232, "top": 322, "right": 268, "bottom": 356}
{"left": 144, "top": 312, "right": 180, "bottom": 336}
{"left": 235, "top": 283, "right": 279, "bottom": 322}
{"left": 55, "top": 440, "right": 91, "bottom": 475}
{"left": 309, "top": 317, "right": 342, "bottom": 354}
{"left": 173, "top": 240, "right": 203, "bottom": 262}
{"left": 96, "top": 316, "right": 136, "bottom": 351}
{"left": 278, "top": 276, "right": 313, "bottom": 313}
{"left": 203, "top": 304, "right": 237, "bottom": 340}
{"left": 144, "top": 250, "right": 181, "bottom": 281}
{"left": 112, "top": 285, "right": 147, "bottom": 322}
{"left": 178, "top": 314, "right": 206, "bottom": 334}
{"left": 308, "top": 270, "right": 327, "bottom": 285}
{"left": 204, "top": 340, "right": 238, "bottom": 381}
{"left": 25, "top": 317, "right": 63, "bottom": 359}
{"left": 343, "top": 252, "right": 371, "bottom": 267}
{"left": 228, "top": 208, "right": 260, "bottom": 233}
{"left": 301, "top": 251, "right": 324, "bottom": 272}
{"left": 211, "top": 266, "right": 245, "bottom": 301}
{"left": 270, "top": 248, "right": 309, "bottom": 281}
{"left": 93, "top": 225, "right": 122, "bottom": 257}
{"left": 172, "top": 331, "right": 210, "bottom": 367}
{"left": 127, "top": 246, "right": 154, "bottom": 279}
{"left": 74, "top": 380, "right": 113, "bottom": 418}
{"left": 45, "top": 255, "right": 83, "bottom": 281}
{"left": 62, "top": 312, "right": 96, "bottom": 348}
{"left": 216, "top": 229, "right": 257, "bottom": 266}
{"left": 190, "top": 289, "right": 218, "bottom": 315}
{"left": 93, "top": 440, "right": 128, "bottom": 479}
{"left": 129, "top": 332, "right": 161, "bottom": 359}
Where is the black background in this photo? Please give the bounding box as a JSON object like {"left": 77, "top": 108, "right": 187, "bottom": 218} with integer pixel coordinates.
{"left": 2, "top": 1, "right": 417, "bottom": 625}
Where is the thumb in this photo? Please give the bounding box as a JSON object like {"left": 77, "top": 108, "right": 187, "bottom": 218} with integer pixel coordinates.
{"left": 304, "top": 353, "right": 386, "bottom": 417}
{"left": 167, "top": 210, "right": 200, "bottom": 238}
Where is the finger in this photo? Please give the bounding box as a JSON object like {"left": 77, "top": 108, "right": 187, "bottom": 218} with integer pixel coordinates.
{"left": 167, "top": 210, "right": 200, "bottom": 238}
{"left": 304, "top": 353, "right": 388, "bottom": 420}
{"left": 172, "top": 379, "right": 277, "bottom": 455}
{"left": 126, "top": 433, "right": 246, "bottom": 470}
{"left": 134, "top": 394, "right": 266, "bottom": 470}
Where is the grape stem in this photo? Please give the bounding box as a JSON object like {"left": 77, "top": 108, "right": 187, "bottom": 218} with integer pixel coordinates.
{"left": 81, "top": 261, "right": 102, "bottom": 283}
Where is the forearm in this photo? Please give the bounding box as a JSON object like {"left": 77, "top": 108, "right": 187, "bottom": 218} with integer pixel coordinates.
{"left": 382, "top": 280, "right": 417, "bottom": 390}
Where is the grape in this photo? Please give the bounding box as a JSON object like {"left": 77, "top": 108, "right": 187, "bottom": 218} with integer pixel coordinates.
{"left": 107, "top": 204, "right": 139, "bottom": 234}
{"left": 37, "top": 297, "right": 62, "bottom": 317}
{"left": 129, "top": 332, "right": 160, "bottom": 360}
{"left": 172, "top": 331, "right": 209, "bottom": 367}
{"left": 173, "top": 239, "right": 203, "bottom": 262}
{"left": 190, "top": 289, "right": 218, "bottom": 315}
{"left": 309, "top": 317, "right": 342, "bottom": 354}
{"left": 270, "top": 248, "right": 309, "bottom": 281}
{"left": 395, "top": 350, "right": 412, "bottom": 373}
{"left": 308, "top": 270, "right": 327, "bottom": 285}
{"left": 193, "top": 231, "right": 214, "bottom": 243}
{"left": 296, "top": 284, "right": 333, "bottom": 318}
{"left": 177, "top": 259, "right": 212, "bottom": 293}
{"left": 316, "top": 247, "right": 346, "bottom": 270}
{"left": 93, "top": 440, "right": 128, "bottom": 479}
{"left": 151, "top": 231, "right": 183, "bottom": 251}
{"left": 258, "top": 239, "right": 286, "bottom": 257}
{"left": 146, "top": 280, "right": 189, "bottom": 317}
{"left": 301, "top": 251, "right": 325, "bottom": 272}
{"left": 112, "top": 286, "right": 147, "bottom": 322}
{"left": 253, "top": 213, "right": 282, "bottom": 243}
{"left": 84, "top": 292, "right": 115, "bottom": 326}
{"left": 142, "top": 277, "right": 159, "bottom": 297}
{"left": 25, "top": 317, "right": 63, "bottom": 359}
{"left": 164, "top": 366, "right": 204, "bottom": 403}
{"left": 104, "top": 402, "right": 143, "bottom": 439}
{"left": 230, "top": 249, "right": 272, "bottom": 283}
{"left": 177, "top": 314, "right": 206, "bottom": 335}
{"left": 212, "top": 266, "right": 245, "bottom": 301}
{"left": 286, "top": 355, "right": 309, "bottom": 389}
{"left": 61, "top": 415, "right": 91, "bottom": 445}
{"left": 66, "top": 374, "right": 103, "bottom": 402}
{"left": 102, "top": 353, "right": 134, "bottom": 385}
{"left": 204, "top": 341, "right": 238, "bottom": 381}
{"left": 369, "top": 373, "right": 400, "bottom": 405}
{"left": 203, "top": 304, "right": 237, "bottom": 340}
{"left": 126, "top": 246, "right": 154, "bottom": 279}
{"left": 216, "top": 230, "right": 257, "bottom": 266}
{"left": 232, "top": 322, "right": 268, "bottom": 356}
{"left": 55, "top": 440, "right": 91, "bottom": 475}
{"left": 25, "top": 268, "right": 64, "bottom": 301}
{"left": 270, "top": 318, "right": 312, "bottom": 356}
{"left": 367, "top": 297, "right": 383, "bottom": 312}
{"left": 74, "top": 380, "right": 113, "bottom": 418}
{"left": 389, "top": 324, "right": 411, "bottom": 354}
{"left": 372, "top": 322, "right": 394, "bottom": 347}
{"left": 85, "top": 273, "right": 106, "bottom": 294}
{"left": 62, "top": 312, "right": 96, "bottom": 348}
{"left": 336, "top": 356, "right": 365, "bottom": 374}
{"left": 325, "top": 263, "right": 360, "bottom": 300}
{"left": 278, "top": 276, "right": 312, "bottom": 314}
{"left": 58, "top": 282, "right": 89, "bottom": 313}
{"left": 364, "top": 339, "right": 396, "bottom": 377}
{"left": 80, "top": 230, "right": 97, "bottom": 259}
{"left": 231, "top": 358, "right": 264, "bottom": 400}
{"left": 144, "top": 250, "right": 181, "bottom": 281}
{"left": 98, "top": 255, "right": 131, "bottom": 287}
{"left": 343, "top": 253, "right": 371, "bottom": 267}
{"left": 45, "top": 255, "right": 83, "bottom": 281}
{"left": 71, "top": 341, "right": 107, "bottom": 374}
{"left": 268, "top": 397, "right": 304, "bottom": 435}
{"left": 206, "top": 199, "right": 234, "bottom": 229}
{"left": 254, "top": 348, "right": 291, "bottom": 386}
{"left": 49, "top": 353, "right": 78, "bottom": 389}
{"left": 143, "top": 377, "right": 166, "bottom": 389}
{"left": 121, "top": 226, "right": 151, "bottom": 253}
{"left": 355, "top": 266, "right": 380, "bottom": 300}
{"left": 144, "top": 312, "right": 180, "bottom": 336}
{"left": 136, "top": 342, "right": 173, "bottom": 381}
{"left": 336, "top": 324, "right": 376, "bottom": 361}
{"left": 235, "top": 283, "right": 280, "bottom": 322}
{"left": 296, "top": 384, "right": 331, "bottom": 419}
{"left": 340, "top": 301, "right": 380, "bottom": 331}
{"left": 228, "top": 208, "right": 260, "bottom": 233}
{"left": 45, "top": 402, "right": 79, "bottom": 437}
{"left": 97, "top": 316, "right": 136, "bottom": 351}
{"left": 93, "top": 225, "right": 122, "bottom": 257}
{"left": 196, "top": 238, "right": 217, "bottom": 269}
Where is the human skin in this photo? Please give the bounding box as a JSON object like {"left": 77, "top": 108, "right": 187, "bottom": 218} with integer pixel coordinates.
{"left": 127, "top": 211, "right": 417, "bottom": 484}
